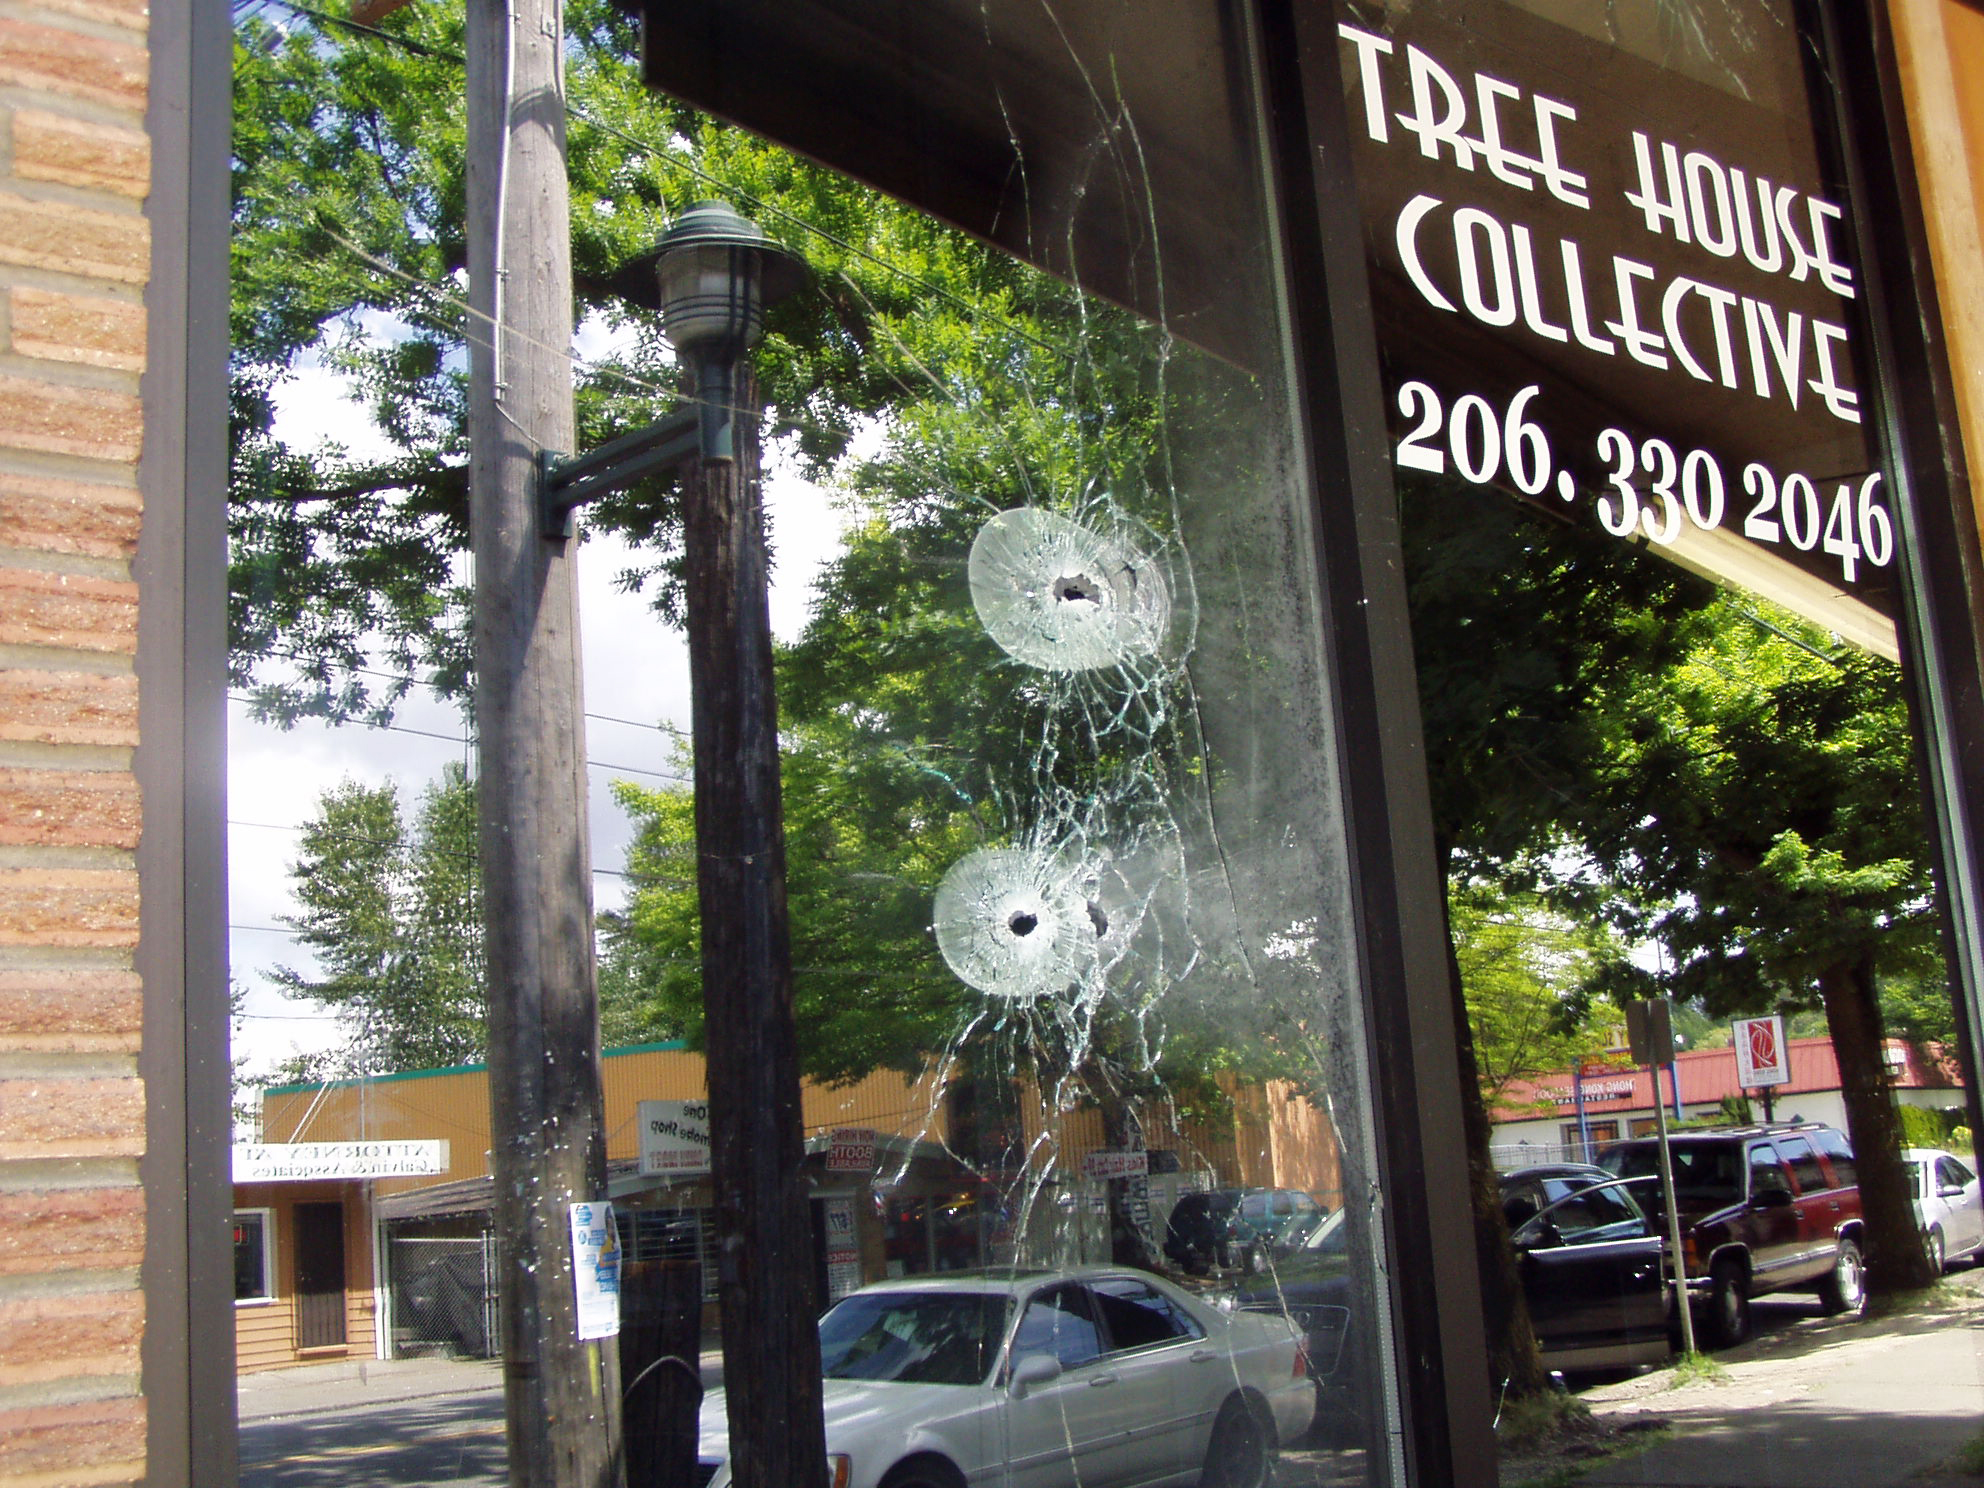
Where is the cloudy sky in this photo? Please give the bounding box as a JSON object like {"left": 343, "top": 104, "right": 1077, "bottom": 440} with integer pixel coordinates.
{"left": 229, "top": 327, "right": 851, "bottom": 1079}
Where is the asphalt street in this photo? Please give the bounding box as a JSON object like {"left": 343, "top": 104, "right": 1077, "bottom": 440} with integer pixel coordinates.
{"left": 236, "top": 1275, "right": 1984, "bottom": 1487}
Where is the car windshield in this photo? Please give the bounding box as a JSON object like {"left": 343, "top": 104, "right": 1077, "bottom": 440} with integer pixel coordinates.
{"left": 819, "top": 1291, "right": 1011, "bottom": 1386}
{"left": 1602, "top": 1142, "right": 1745, "bottom": 1207}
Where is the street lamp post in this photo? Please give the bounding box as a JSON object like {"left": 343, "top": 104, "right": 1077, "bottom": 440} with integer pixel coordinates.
{"left": 537, "top": 201, "right": 823, "bottom": 1488}
{"left": 655, "top": 204, "right": 827, "bottom": 1488}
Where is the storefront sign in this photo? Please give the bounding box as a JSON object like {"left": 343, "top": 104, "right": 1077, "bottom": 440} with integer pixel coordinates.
{"left": 638, "top": 1099, "right": 712, "bottom": 1177}
{"left": 1540, "top": 1079, "right": 1635, "bottom": 1106}
{"left": 1081, "top": 1149, "right": 1150, "bottom": 1181}
{"left": 825, "top": 1127, "right": 877, "bottom": 1173}
{"left": 822, "top": 1196, "right": 861, "bottom": 1300}
{"left": 1733, "top": 1014, "right": 1791, "bottom": 1087}
{"left": 231, "top": 1140, "right": 448, "bottom": 1182}
{"left": 568, "top": 1201, "right": 621, "bottom": 1341}
{"left": 1338, "top": 5, "right": 1896, "bottom": 657}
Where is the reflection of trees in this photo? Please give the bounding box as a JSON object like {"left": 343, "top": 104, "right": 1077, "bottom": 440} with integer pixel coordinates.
{"left": 1571, "top": 594, "right": 1943, "bottom": 1294}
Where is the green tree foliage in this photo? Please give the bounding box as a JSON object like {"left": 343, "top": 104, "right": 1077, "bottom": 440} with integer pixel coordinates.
{"left": 1572, "top": 597, "right": 1944, "bottom": 1291}
{"left": 268, "top": 762, "right": 486, "bottom": 1073}
{"left": 1452, "top": 888, "right": 1616, "bottom": 1114}
{"left": 609, "top": 731, "right": 976, "bottom": 1086}
{"left": 231, "top": 0, "right": 1033, "bottom": 722}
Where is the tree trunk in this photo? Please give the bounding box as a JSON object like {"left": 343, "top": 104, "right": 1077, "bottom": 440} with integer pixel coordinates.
{"left": 1098, "top": 1079, "right": 1161, "bottom": 1270}
{"left": 1440, "top": 875, "right": 1550, "bottom": 1398}
{"left": 1817, "top": 953, "right": 1938, "bottom": 1293}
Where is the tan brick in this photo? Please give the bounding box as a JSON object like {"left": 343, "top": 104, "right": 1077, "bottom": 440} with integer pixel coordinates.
{"left": 0, "top": 1395, "right": 144, "bottom": 1480}
{"left": 0, "top": 571, "right": 137, "bottom": 655}
{"left": 21, "top": 0, "right": 148, "bottom": 33}
{"left": 0, "top": 472, "right": 141, "bottom": 562}
{"left": 0, "top": 770, "right": 138, "bottom": 849}
{"left": 0, "top": 1291, "right": 141, "bottom": 1386}
{"left": 10, "top": 114, "right": 148, "bottom": 203}
{"left": 8, "top": 290, "right": 144, "bottom": 375}
{"left": 0, "top": 1187, "right": 143, "bottom": 1275}
{"left": 0, "top": 377, "right": 140, "bottom": 464}
{"left": 0, "top": 867, "right": 138, "bottom": 949}
{"left": 0, "top": 968, "right": 140, "bottom": 1050}
{"left": 0, "top": 671, "right": 136, "bottom": 747}
{"left": 0, "top": 193, "right": 148, "bottom": 288}
{"left": 0, "top": 20, "right": 146, "bottom": 115}
{"left": 0, "top": 1075, "right": 143, "bottom": 1158}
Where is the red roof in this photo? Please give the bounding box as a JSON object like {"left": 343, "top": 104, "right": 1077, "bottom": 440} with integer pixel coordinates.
{"left": 1491, "top": 1035, "right": 1960, "bottom": 1122}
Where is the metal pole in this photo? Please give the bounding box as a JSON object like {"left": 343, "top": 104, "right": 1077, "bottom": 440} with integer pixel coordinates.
{"left": 679, "top": 355, "right": 829, "bottom": 1488}
{"left": 1650, "top": 1072, "right": 1697, "bottom": 1356}
{"left": 466, "top": 0, "right": 624, "bottom": 1480}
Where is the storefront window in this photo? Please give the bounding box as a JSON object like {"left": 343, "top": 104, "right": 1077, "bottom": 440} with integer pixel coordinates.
{"left": 233, "top": 1210, "right": 274, "bottom": 1305}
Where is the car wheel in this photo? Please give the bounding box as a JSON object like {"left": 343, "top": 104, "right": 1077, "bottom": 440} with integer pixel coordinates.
{"left": 879, "top": 1455, "right": 965, "bottom": 1488}
{"left": 1926, "top": 1227, "right": 1947, "bottom": 1274}
{"left": 1817, "top": 1237, "right": 1866, "bottom": 1316}
{"left": 1200, "top": 1395, "right": 1274, "bottom": 1488}
{"left": 1706, "top": 1260, "right": 1751, "bottom": 1348}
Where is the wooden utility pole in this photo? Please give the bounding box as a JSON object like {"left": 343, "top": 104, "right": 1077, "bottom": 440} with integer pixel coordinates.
{"left": 680, "top": 360, "right": 829, "bottom": 1488}
{"left": 466, "top": 0, "right": 624, "bottom": 1483}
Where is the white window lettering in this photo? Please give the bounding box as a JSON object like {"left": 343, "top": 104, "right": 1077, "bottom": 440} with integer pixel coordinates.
{"left": 1558, "top": 238, "right": 1615, "bottom": 354}
{"left": 1661, "top": 278, "right": 1713, "bottom": 382}
{"left": 1807, "top": 199, "right": 1856, "bottom": 298}
{"left": 1336, "top": 23, "right": 1395, "bottom": 143}
{"left": 1808, "top": 320, "right": 1861, "bottom": 422}
{"left": 1732, "top": 169, "right": 1784, "bottom": 273}
{"left": 1684, "top": 151, "right": 1737, "bottom": 257}
{"left": 1603, "top": 257, "right": 1668, "bottom": 368}
{"left": 1471, "top": 72, "right": 1535, "bottom": 190}
{"left": 1453, "top": 207, "right": 1518, "bottom": 326}
{"left": 1395, "top": 193, "right": 1456, "bottom": 311}
{"left": 1398, "top": 46, "right": 1478, "bottom": 169}
{"left": 1625, "top": 132, "right": 1690, "bottom": 242}
{"left": 1531, "top": 96, "right": 1588, "bottom": 208}
{"left": 1511, "top": 224, "right": 1569, "bottom": 343}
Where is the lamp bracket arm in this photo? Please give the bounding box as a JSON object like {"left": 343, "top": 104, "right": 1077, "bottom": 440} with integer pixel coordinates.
{"left": 538, "top": 403, "right": 700, "bottom": 539}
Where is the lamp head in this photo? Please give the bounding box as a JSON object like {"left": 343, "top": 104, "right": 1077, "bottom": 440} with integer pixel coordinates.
{"left": 654, "top": 200, "right": 807, "bottom": 361}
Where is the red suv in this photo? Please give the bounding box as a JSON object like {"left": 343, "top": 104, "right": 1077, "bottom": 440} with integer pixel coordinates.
{"left": 1598, "top": 1123, "right": 1862, "bottom": 1346}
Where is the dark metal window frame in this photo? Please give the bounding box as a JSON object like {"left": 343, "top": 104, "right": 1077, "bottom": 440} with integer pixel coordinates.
{"left": 137, "top": 0, "right": 235, "bottom": 1482}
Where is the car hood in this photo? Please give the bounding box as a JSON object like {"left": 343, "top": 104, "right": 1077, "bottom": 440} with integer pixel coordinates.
{"left": 698, "top": 1376, "right": 987, "bottom": 1463}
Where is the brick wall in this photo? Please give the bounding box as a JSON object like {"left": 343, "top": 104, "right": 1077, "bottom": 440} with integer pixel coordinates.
{"left": 0, "top": 0, "right": 152, "bottom": 1482}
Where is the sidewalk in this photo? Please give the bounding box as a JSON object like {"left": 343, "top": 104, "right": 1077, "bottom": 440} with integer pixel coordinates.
{"left": 1569, "top": 1282, "right": 1984, "bottom": 1488}
{"left": 237, "top": 1354, "right": 503, "bottom": 1424}
{"left": 236, "top": 1345, "right": 728, "bottom": 1425}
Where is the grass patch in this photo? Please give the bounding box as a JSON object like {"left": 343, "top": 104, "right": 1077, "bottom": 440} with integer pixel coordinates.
{"left": 1666, "top": 1351, "right": 1727, "bottom": 1389}
{"left": 1953, "top": 1429, "right": 1984, "bottom": 1475}
{"left": 1864, "top": 1282, "right": 1957, "bottom": 1322}
{"left": 1496, "top": 1389, "right": 1593, "bottom": 1456}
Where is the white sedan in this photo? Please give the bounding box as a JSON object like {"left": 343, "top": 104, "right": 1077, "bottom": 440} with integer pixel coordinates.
{"left": 695, "top": 1267, "right": 1315, "bottom": 1488}
{"left": 1906, "top": 1146, "right": 1984, "bottom": 1270}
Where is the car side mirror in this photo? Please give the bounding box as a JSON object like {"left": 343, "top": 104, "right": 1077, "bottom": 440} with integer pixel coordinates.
{"left": 1940, "top": 1184, "right": 1967, "bottom": 1199}
{"left": 1752, "top": 1187, "right": 1794, "bottom": 1209}
{"left": 1514, "top": 1220, "right": 1560, "bottom": 1251}
{"left": 1009, "top": 1354, "right": 1062, "bottom": 1399}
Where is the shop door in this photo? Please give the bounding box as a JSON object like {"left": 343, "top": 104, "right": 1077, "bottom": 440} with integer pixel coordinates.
{"left": 293, "top": 1202, "right": 348, "bottom": 1350}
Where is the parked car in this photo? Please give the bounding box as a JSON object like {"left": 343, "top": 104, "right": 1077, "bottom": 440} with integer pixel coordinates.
{"left": 1225, "top": 1189, "right": 1327, "bottom": 1273}
{"left": 1905, "top": 1146, "right": 1984, "bottom": 1271}
{"left": 1235, "top": 1164, "right": 1667, "bottom": 1437}
{"left": 693, "top": 1267, "right": 1315, "bottom": 1488}
{"left": 1162, "top": 1189, "right": 1247, "bottom": 1275}
{"left": 1163, "top": 1187, "right": 1322, "bottom": 1275}
{"left": 1598, "top": 1122, "right": 1863, "bottom": 1346}
{"left": 1499, "top": 1165, "right": 1670, "bottom": 1374}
